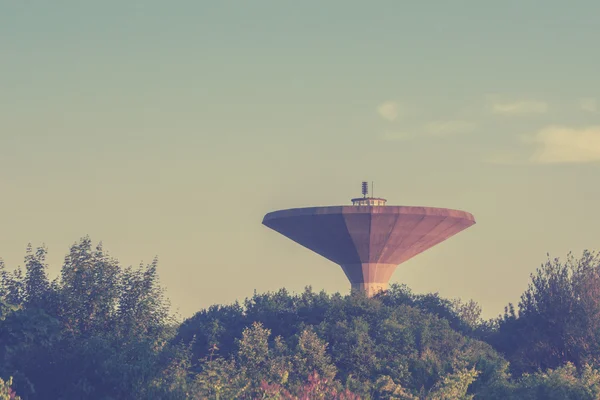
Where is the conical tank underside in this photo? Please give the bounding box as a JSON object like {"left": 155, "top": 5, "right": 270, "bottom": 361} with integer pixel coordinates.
{"left": 262, "top": 206, "right": 475, "bottom": 296}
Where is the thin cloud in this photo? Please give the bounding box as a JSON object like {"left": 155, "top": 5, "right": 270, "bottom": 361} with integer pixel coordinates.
{"left": 377, "top": 101, "right": 401, "bottom": 121}
{"left": 491, "top": 100, "right": 548, "bottom": 116}
{"left": 425, "top": 120, "right": 477, "bottom": 136}
{"left": 580, "top": 98, "right": 597, "bottom": 113}
{"left": 526, "top": 126, "right": 600, "bottom": 164}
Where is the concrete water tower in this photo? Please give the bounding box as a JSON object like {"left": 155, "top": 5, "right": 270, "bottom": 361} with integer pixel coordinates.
{"left": 262, "top": 182, "right": 476, "bottom": 297}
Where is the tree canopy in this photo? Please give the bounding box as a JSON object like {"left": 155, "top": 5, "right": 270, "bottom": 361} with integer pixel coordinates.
{"left": 1, "top": 238, "right": 600, "bottom": 399}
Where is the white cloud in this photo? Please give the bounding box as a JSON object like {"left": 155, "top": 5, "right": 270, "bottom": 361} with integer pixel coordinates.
{"left": 491, "top": 100, "right": 548, "bottom": 116}
{"left": 377, "top": 101, "right": 401, "bottom": 121}
{"left": 526, "top": 126, "right": 600, "bottom": 164}
{"left": 580, "top": 98, "right": 597, "bottom": 113}
{"left": 425, "top": 120, "right": 477, "bottom": 136}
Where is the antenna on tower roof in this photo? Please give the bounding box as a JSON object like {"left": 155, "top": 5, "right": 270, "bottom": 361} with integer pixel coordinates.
{"left": 361, "top": 181, "right": 368, "bottom": 198}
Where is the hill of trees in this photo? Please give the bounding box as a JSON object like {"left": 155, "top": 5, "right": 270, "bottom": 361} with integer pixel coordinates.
{"left": 2, "top": 238, "right": 600, "bottom": 399}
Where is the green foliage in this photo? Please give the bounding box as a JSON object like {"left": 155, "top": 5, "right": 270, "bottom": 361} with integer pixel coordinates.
{"left": 378, "top": 285, "right": 483, "bottom": 335}
{"left": 511, "top": 363, "right": 600, "bottom": 400}
{"left": 192, "top": 322, "right": 351, "bottom": 399}
{"left": 373, "top": 375, "right": 417, "bottom": 399}
{"left": 0, "top": 237, "right": 176, "bottom": 399}
{"left": 194, "top": 357, "right": 250, "bottom": 399}
{"left": 490, "top": 251, "right": 600, "bottom": 375}
{"left": 178, "top": 287, "right": 505, "bottom": 398}
{"left": 426, "top": 368, "right": 479, "bottom": 400}
{"left": 4, "top": 239, "right": 600, "bottom": 399}
{"left": 256, "top": 371, "right": 360, "bottom": 400}
{"left": 293, "top": 328, "right": 337, "bottom": 384}
{"left": 480, "top": 362, "right": 600, "bottom": 400}
{"left": 22, "top": 245, "right": 50, "bottom": 309}
{"left": 0, "top": 376, "right": 21, "bottom": 400}
{"left": 192, "top": 321, "right": 343, "bottom": 398}
{"left": 237, "top": 321, "right": 271, "bottom": 381}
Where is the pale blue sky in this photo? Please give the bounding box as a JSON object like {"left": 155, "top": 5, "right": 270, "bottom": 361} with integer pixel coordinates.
{"left": 1, "top": 1, "right": 599, "bottom": 318}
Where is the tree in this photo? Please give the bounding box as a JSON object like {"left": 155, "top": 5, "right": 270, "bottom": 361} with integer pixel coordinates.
{"left": 117, "top": 257, "right": 171, "bottom": 339}
{"left": 256, "top": 371, "right": 360, "bottom": 400}
{"left": 1, "top": 264, "right": 24, "bottom": 307}
{"left": 0, "top": 237, "right": 182, "bottom": 399}
{"left": 58, "top": 238, "right": 121, "bottom": 336}
{"left": 292, "top": 329, "right": 337, "bottom": 385}
{"left": 193, "top": 357, "right": 250, "bottom": 399}
{"left": 236, "top": 321, "right": 272, "bottom": 384}
{"left": 491, "top": 251, "right": 600, "bottom": 375}
{"left": 0, "top": 307, "right": 60, "bottom": 399}
{"left": 23, "top": 244, "right": 50, "bottom": 309}
{"left": 178, "top": 286, "right": 507, "bottom": 398}
{"left": 426, "top": 368, "right": 479, "bottom": 400}
{"left": 480, "top": 362, "right": 600, "bottom": 400}
{"left": 0, "top": 377, "right": 21, "bottom": 400}
{"left": 16, "top": 237, "right": 600, "bottom": 398}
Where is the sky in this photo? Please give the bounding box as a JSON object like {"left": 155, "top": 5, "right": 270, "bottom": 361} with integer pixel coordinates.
{"left": 1, "top": 1, "right": 599, "bottom": 319}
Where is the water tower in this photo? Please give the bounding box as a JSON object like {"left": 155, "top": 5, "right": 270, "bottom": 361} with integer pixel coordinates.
{"left": 262, "top": 183, "right": 475, "bottom": 296}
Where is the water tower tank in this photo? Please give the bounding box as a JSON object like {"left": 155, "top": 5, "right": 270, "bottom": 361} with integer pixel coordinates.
{"left": 262, "top": 183, "right": 475, "bottom": 296}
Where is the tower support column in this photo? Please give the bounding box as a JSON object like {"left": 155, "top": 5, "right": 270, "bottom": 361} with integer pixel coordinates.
{"left": 340, "top": 263, "right": 398, "bottom": 297}
{"left": 350, "top": 282, "right": 388, "bottom": 297}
